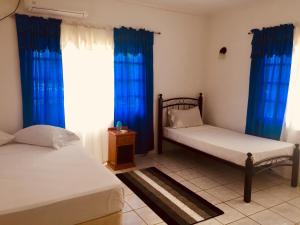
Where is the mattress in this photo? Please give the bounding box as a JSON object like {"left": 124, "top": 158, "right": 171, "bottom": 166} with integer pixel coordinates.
{"left": 0, "top": 143, "right": 124, "bottom": 225}
{"left": 164, "top": 125, "right": 294, "bottom": 166}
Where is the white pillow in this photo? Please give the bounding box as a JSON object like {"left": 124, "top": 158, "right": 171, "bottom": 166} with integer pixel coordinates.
{"left": 14, "top": 125, "right": 80, "bottom": 149}
{"left": 168, "top": 107, "right": 203, "bottom": 128}
{"left": 0, "top": 130, "right": 14, "bottom": 146}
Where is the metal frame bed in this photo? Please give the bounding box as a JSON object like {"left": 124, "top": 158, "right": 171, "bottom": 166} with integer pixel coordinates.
{"left": 157, "top": 93, "right": 299, "bottom": 203}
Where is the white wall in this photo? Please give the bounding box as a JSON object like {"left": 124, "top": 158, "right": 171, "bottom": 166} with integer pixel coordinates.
{"left": 204, "top": 0, "right": 300, "bottom": 132}
{"left": 0, "top": 0, "right": 206, "bottom": 138}
{"left": 0, "top": 17, "right": 22, "bottom": 133}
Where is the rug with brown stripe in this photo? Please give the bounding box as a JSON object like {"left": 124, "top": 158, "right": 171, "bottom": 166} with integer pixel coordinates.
{"left": 116, "top": 167, "right": 223, "bottom": 225}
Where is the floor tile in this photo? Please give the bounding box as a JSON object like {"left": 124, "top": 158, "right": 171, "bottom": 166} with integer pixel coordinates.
{"left": 250, "top": 209, "right": 294, "bottom": 225}
{"left": 125, "top": 194, "right": 146, "bottom": 210}
{"left": 224, "top": 182, "right": 244, "bottom": 195}
{"left": 228, "top": 217, "right": 260, "bottom": 225}
{"left": 288, "top": 196, "right": 300, "bottom": 209}
{"left": 215, "top": 203, "right": 245, "bottom": 224}
{"left": 176, "top": 168, "right": 203, "bottom": 180}
{"left": 271, "top": 203, "right": 300, "bottom": 223}
{"left": 164, "top": 163, "right": 187, "bottom": 172}
{"left": 135, "top": 207, "right": 163, "bottom": 225}
{"left": 255, "top": 173, "right": 286, "bottom": 186}
{"left": 225, "top": 182, "right": 258, "bottom": 195}
{"left": 123, "top": 202, "right": 133, "bottom": 213}
{"left": 197, "top": 191, "right": 223, "bottom": 205}
{"left": 294, "top": 186, "right": 300, "bottom": 195}
{"left": 226, "top": 197, "right": 265, "bottom": 216}
{"left": 252, "top": 190, "right": 284, "bottom": 208}
{"left": 206, "top": 186, "right": 240, "bottom": 202}
{"left": 210, "top": 174, "right": 237, "bottom": 185}
{"left": 122, "top": 184, "right": 133, "bottom": 196}
{"left": 263, "top": 185, "right": 300, "bottom": 201}
{"left": 180, "top": 180, "right": 202, "bottom": 192}
{"left": 134, "top": 157, "right": 156, "bottom": 169}
{"left": 154, "top": 165, "right": 171, "bottom": 174}
{"left": 122, "top": 211, "right": 147, "bottom": 225}
{"left": 190, "top": 176, "right": 221, "bottom": 190}
{"left": 165, "top": 172, "right": 185, "bottom": 182}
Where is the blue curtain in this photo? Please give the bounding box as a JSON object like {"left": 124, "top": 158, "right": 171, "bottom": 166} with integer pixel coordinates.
{"left": 15, "top": 14, "right": 65, "bottom": 128}
{"left": 114, "top": 27, "right": 154, "bottom": 154}
{"left": 245, "top": 24, "right": 294, "bottom": 140}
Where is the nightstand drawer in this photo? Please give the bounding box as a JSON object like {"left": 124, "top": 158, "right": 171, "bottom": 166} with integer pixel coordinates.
{"left": 117, "top": 135, "right": 133, "bottom": 146}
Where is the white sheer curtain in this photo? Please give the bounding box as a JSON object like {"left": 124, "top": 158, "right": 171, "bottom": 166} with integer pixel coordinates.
{"left": 61, "top": 23, "right": 114, "bottom": 162}
{"left": 283, "top": 26, "right": 300, "bottom": 143}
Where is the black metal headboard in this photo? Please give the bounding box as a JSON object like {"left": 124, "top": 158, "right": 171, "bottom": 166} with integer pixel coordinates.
{"left": 157, "top": 93, "right": 203, "bottom": 154}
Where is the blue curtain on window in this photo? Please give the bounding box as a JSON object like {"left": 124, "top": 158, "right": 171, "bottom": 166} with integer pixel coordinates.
{"left": 16, "top": 14, "right": 65, "bottom": 128}
{"left": 245, "top": 24, "right": 294, "bottom": 140}
{"left": 114, "top": 27, "right": 154, "bottom": 154}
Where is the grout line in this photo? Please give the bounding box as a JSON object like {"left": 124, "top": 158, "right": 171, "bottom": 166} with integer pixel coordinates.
{"left": 224, "top": 200, "right": 267, "bottom": 217}
{"left": 132, "top": 210, "right": 148, "bottom": 225}
{"left": 134, "top": 206, "right": 165, "bottom": 225}
{"left": 268, "top": 202, "right": 300, "bottom": 224}
{"left": 214, "top": 203, "right": 246, "bottom": 224}
{"left": 133, "top": 207, "right": 149, "bottom": 225}
{"left": 232, "top": 217, "right": 263, "bottom": 225}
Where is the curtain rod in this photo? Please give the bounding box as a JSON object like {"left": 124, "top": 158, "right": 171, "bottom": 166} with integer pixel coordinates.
{"left": 11, "top": 13, "right": 161, "bottom": 35}
{"left": 63, "top": 21, "right": 161, "bottom": 35}
{"left": 66, "top": 22, "right": 161, "bottom": 35}
{"left": 248, "top": 23, "right": 296, "bottom": 35}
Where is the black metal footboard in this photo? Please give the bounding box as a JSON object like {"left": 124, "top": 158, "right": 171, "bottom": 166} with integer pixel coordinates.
{"left": 244, "top": 144, "right": 300, "bottom": 202}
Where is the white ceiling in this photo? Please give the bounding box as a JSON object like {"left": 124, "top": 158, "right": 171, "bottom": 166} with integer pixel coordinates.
{"left": 119, "top": 0, "right": 262, "bottom": 15}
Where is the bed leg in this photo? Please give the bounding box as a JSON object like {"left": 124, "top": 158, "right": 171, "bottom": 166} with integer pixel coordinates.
{"left": 244, "top": 153, "right": 254, "bottom": 203}
{"left": 158, "top": 94, "right": 163, "bottom": 154}
{"left": 292, "top": 144, "right": 299, "bottom": 187}
{"left": 158, "top": 139, "right": 162, "bottom": 154}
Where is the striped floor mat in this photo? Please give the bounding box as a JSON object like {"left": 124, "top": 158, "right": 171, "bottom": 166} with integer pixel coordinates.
{"left": 116, "top": 167, "right": 223, "bottom": 225}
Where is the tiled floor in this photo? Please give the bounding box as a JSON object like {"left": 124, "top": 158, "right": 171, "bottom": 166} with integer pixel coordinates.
{"left": 100, "top": 146, "right": 300, "bottom": 225}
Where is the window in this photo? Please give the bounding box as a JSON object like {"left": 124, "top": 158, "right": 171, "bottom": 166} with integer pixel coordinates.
{"left": 261, "top": 55, "right": 291, "bottom": 121}
{"left": 114, "top": 53, "right": 146, "bottom": 117}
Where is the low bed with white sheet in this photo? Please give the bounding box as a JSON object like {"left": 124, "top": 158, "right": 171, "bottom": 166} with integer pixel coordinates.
{"left": 0, "top": 143, "right": 124, "bottom": 225}
{"left": 157, "top": 93, "right": 299, "bottom": 203}
{"left": 164, "top": 125, "right": 294, "bottom": 166}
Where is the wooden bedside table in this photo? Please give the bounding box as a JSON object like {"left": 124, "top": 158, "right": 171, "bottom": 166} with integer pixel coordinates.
{"left": 107, "top": 128, "right": 136, "bottom": 171}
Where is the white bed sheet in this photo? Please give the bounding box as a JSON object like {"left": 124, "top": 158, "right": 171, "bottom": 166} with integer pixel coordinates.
{"left": 0, "top": 143, "right": 124, "bottom": 225}
{"left": 164, "top": 125, "right": 294, "bottom": 166}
